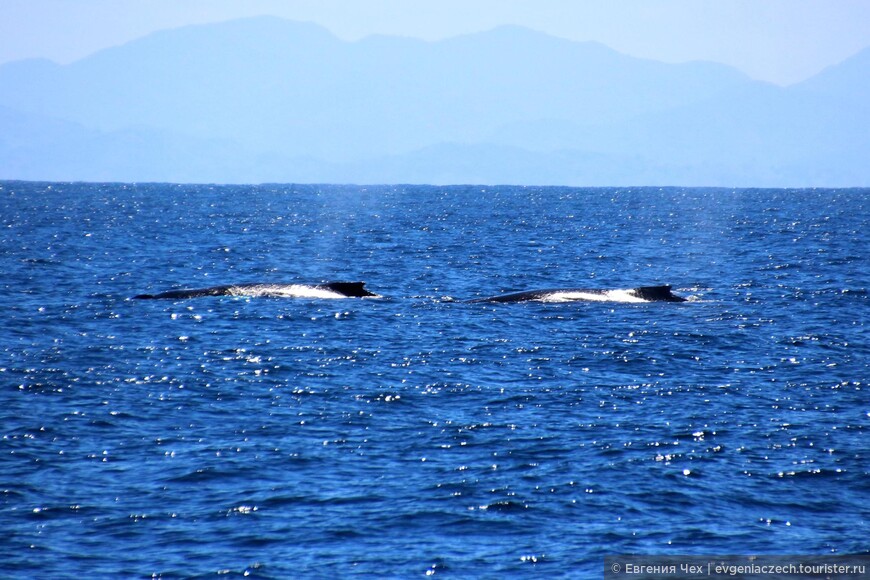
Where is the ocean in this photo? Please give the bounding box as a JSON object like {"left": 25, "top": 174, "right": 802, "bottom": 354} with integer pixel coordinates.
{"left": 1, "top": 181, "right": 867, "bottom": 578}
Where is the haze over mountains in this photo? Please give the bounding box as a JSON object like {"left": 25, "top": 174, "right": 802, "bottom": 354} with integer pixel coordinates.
{"left": 1, "top": 16, "right": 868, "bottom": 186}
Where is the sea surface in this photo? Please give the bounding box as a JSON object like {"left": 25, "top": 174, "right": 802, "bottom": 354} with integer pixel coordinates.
{"left": 1, "top": 181, "right": 867, "bottom": 578}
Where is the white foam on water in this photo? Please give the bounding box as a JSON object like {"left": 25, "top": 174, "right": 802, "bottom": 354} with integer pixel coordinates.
{"left": 228, "top": 284, "right": 345, "bottom": 299}
{"left": 603, "top": 289, "right": 649, "bottom": 303}
{"left": 540, "top": 289, "right": 649, "bottom": 303}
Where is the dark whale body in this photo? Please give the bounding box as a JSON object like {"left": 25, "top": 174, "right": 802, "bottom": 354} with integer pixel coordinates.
{"left": 466, "top": 285, "right": 686, "bottom": 303}
{"left": 134, "top": 281, "right": 378, "bottom": 300}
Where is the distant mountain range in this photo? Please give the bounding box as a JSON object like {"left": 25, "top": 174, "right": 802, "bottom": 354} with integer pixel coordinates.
{"left": 1, "top": 16, "right": 868, "bottom": 186}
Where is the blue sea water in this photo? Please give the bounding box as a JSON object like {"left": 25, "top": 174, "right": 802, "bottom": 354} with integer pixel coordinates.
{"left": 0, "top": 181, "right": 867, "bottom": 578}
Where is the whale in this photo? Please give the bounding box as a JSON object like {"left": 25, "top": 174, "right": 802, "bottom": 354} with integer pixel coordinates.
{"left": 465, "top": 285, "right": 687, "bottom": 303}
{"left": 133, "top": 281, "right": 379, "bottom": 300}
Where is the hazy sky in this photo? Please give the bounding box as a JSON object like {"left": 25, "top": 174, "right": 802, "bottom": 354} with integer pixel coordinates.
{"left": 2, "top": 0, "right": 869, "bottom": 85}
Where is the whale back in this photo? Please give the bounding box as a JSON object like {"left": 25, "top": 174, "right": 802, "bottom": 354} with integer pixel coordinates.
{"left": 319, "top": 281, "right": 378, "bottom": 297}
{"left": 133, "top": 285, "right": 232, "bottom": 299}
{"left": 466, "top": 284, "right": 687, "bottom": 303}
{"left": 134, "top": 281, "right": 378, "bottom": 299}
{"left": 631, "top": 285, "right": 686, "bottom": 302}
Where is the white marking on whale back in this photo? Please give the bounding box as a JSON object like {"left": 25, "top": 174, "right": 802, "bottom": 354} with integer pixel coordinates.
{"left": 541, "top": 289, "right": 649, "bottom": 303}
{"left": 227, "top": 284, "right": 345, "bottom": 298}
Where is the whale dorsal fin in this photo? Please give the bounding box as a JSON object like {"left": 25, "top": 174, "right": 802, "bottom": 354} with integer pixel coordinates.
{"left": 632, "top": 285, "right": 685, "bottom": 302}
{"left": 320, "top": 281, "right": 377, "bottom": 297}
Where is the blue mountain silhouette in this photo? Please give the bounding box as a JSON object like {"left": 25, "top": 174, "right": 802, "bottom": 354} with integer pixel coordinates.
{"left": 1, "top": 16, "right": 867, "bottom": 185}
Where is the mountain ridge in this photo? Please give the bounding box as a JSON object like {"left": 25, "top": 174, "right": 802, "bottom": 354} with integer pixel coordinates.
{"left": 0, "top": 18, "right": 867, "bottom": 186}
